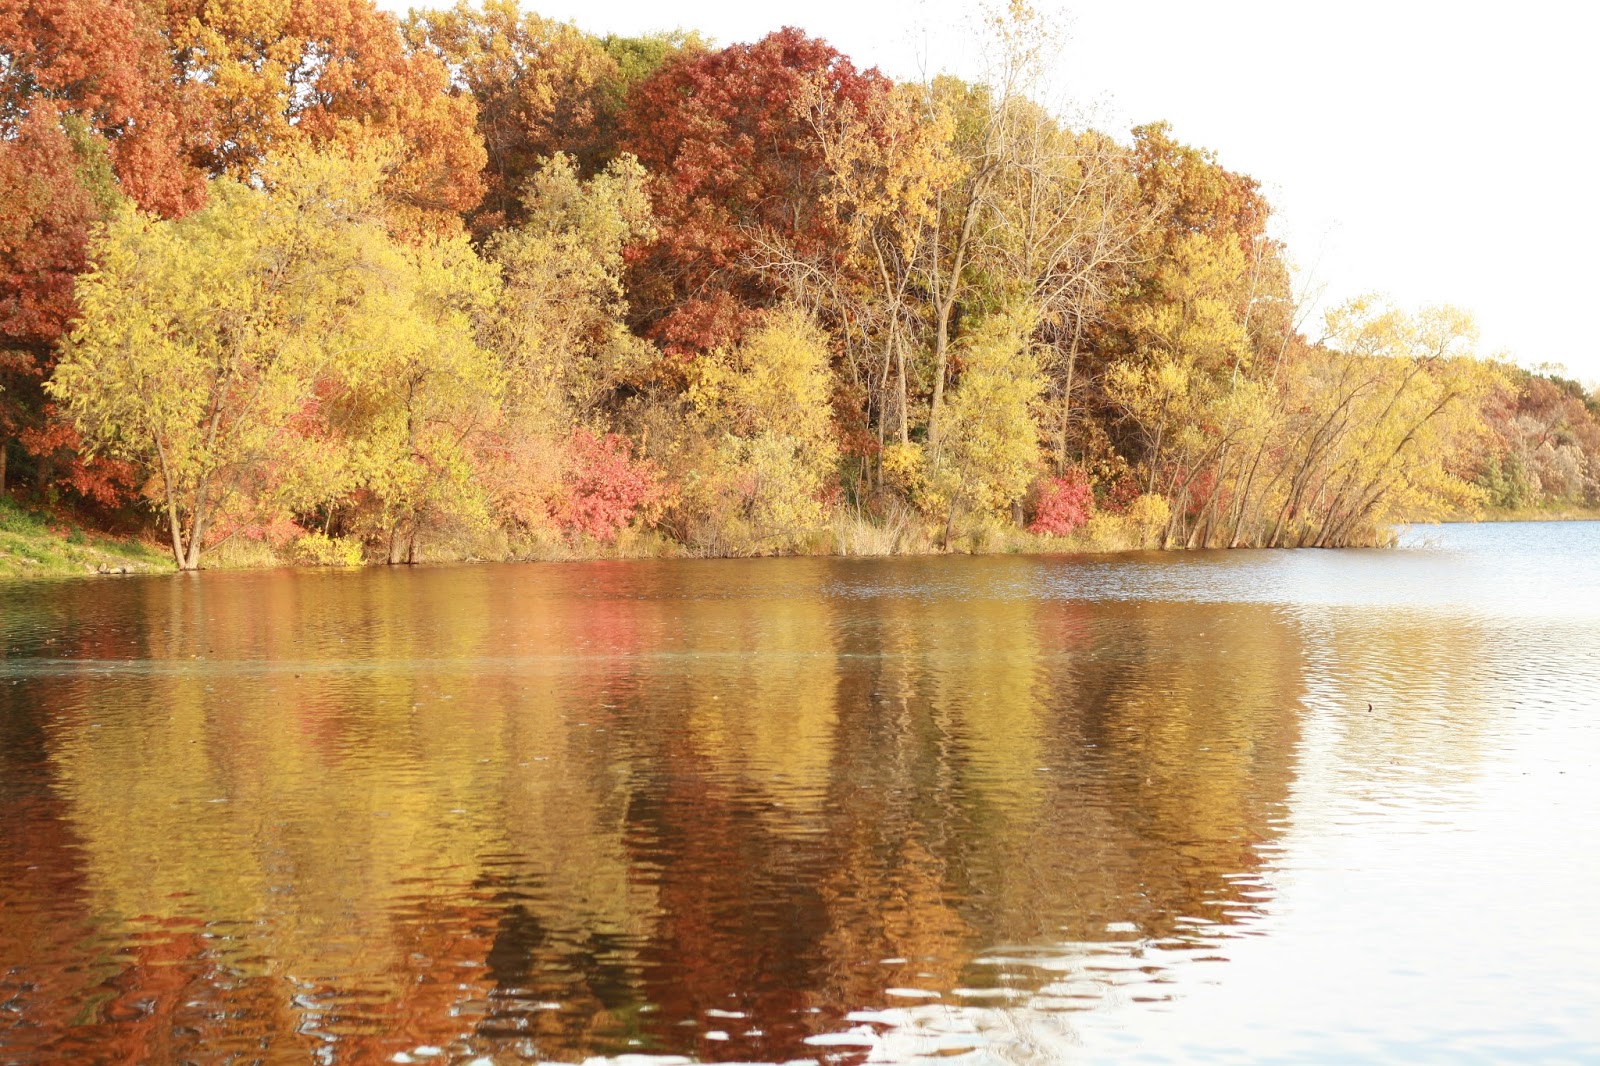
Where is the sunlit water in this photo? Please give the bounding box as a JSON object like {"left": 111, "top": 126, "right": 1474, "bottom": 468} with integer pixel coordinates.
{"left": 2, "top": 522, "right": 1597, "bottom": 1064}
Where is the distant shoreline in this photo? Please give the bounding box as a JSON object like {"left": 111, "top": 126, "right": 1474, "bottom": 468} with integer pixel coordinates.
{"left": 1452, "top": 508, "right": 1600, "bottom": 524}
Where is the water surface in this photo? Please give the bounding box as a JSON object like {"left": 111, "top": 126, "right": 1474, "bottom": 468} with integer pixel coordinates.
{"left": 2, "top": 522, "right": 1597, "bottom": 1063}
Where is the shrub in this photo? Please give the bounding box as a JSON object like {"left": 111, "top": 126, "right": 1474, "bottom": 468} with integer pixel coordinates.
{"left": 877, "top": 441, "right": 928, "bottom": 507}
{"left": 291, "top": 531, "right": 365, "bottom": 566}
{"left": 923, "top": 306, "right": 1044, "bottom": 521}
{"left": 549, "top": 429, "right": 665, "bottom": 544}
{"left": 1127, "top": 493, "right": 1172, "bottom": 545}
{"left": 1028, "top": 471, "right": 1094, "bottom": 536}
{"left": 677, "top": 309, "right": 839, "bottom": 553}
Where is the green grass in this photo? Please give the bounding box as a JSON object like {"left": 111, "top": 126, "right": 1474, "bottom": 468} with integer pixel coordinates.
{"left": 0, "top": 499, "right": 170, "bottom": 580}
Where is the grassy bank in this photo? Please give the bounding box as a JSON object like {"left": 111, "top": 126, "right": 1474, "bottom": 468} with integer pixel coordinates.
{"left": 0, "top": 500, "right": 169, "bottom": 580}
{"left": 204, "top": 518, "right": 1152, "bottom": 570}
{"left": 4, "top": 495, "right": 1453, "bottom": 582}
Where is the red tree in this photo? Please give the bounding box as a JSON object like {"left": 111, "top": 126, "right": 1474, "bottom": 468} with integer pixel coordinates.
{"left": 0, "top": 111, "right": 105, "bottom": 367}
{"left": 620, "top": 28, "right": 890, "bottom": 353}
{"left": 0, "top": 0, "right": 208, "bottom": 216}
{"left": 1, "top": 0, "right": 208, "bottom": 500}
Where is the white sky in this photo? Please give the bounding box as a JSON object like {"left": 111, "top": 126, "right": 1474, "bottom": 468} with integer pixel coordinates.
{"left": 387, "top": 0, "right": 1600, "bottom": 384}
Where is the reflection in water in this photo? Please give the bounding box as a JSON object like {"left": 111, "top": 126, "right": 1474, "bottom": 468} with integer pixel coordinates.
{"left": 2, "top": 523, "right": 1598, "bottom": 1063}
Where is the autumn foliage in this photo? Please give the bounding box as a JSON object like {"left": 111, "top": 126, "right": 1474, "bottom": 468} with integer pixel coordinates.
{"left": 620, "top": 27, "right": 890, "bottom": 352}
{"left": 547, "top": 430, "right": 664, "bottom": 543}
{"left": 1030, "top": 473, "right": 1095, "bottom": 537}
{"left": 3, "top": 0, "right": 1594, "bottom": 567}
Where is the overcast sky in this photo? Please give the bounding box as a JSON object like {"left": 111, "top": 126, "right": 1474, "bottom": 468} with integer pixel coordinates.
{"left": 385, "top": 0, "right": 1600, "bottom": 384}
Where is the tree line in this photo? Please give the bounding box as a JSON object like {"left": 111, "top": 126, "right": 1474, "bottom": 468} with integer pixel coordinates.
{"left": 3, "top": 0, "right": 1597, "bottom": 569}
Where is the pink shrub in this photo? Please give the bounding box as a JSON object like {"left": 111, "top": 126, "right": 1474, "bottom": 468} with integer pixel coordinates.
{"left": 549, "top": 430, "right": 665, "bottom": 543}
{"left": 1028, "top": 471, "right": 1094, "bottom": 536}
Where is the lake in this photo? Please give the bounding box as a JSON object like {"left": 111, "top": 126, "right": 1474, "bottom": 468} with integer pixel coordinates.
{"left": 2, "top": 522, "right": 1597, "bottom": 1064}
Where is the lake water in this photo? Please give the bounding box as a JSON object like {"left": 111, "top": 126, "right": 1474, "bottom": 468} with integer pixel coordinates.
{"left": 2, "top": 522, "right": 1597, "bottom": 1064}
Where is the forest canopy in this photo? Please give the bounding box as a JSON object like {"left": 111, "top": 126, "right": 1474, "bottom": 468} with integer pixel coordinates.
{"left": 4, "top": 0, "right": 1595, "bottom": 569}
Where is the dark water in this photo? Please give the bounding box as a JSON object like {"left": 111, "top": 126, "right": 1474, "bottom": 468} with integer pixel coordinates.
{"left": 2, "top": 523, "right": 1597, "bottom": 1064}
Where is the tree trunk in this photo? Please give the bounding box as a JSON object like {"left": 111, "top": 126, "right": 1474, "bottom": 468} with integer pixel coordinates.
{"left": 895, "top": 333, "right": 909, "bottom": 445}
{"left": 182, "top": 474, "right": 212, "bottom": 571}
{"left": 1055, "top": 319, "right": 1084, "bottom": 473}
{"left": 874, "top": 333, "right": 891, "bottom": 488}
{"left": 387, "top": 524, "right": 408, "bottom": 565}
{"left": 1229, "top": 443, "right": 1269, "bottom": 547}
{"left": 1055, "top": 376, "right": 1074, "bottom": 473}
{"left": 166, "top": 505, "right": 185, "bottom": 568}
{"left": 926, "top": 183, "right": 986, "bottom": 449}
{"left": 928, "top": 299, "right": 954, "bottom": 449}
{"left": 1147, "top": 422, "right": 1166, "bottom": 494}
{"left": 153, "top": 438, "right": 188, "bottom": 569}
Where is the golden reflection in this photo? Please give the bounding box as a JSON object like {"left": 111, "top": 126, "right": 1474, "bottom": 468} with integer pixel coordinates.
{"left": 0, "top": 554, "right": 1511, "bottom": 1063}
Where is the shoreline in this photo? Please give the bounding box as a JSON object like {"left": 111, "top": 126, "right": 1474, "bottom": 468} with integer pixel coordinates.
{"left": 1468, "top": 506, "right": 1600, "bottom": 523}
{"left": 6, "top": 504, "right": 1597, "bottom": 583}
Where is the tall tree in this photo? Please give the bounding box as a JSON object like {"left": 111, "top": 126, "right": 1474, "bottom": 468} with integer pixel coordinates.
{"left": 50, "top": 149, "right": 482, "bottom": 569}
{"left": 620, "top": 27, "right": 890, "bottom": 353}
{"left": 160, "top": 0, "right": 486, "bottom": 233}
{"left": 1, "top": 0, "right": 208, "bottom": 497}
{"left": 806, "top": 81, "right": 957, "bottom": 457}
{"left": 986, "top": 117, "right": 1149, "bottom": 471}
{"left": 486, "top": 152, "right": 655, "bottom": 425}
{"left": 0, "top": 0, "right": 207, "bottom": 215}
{"left": 477, "top": 152, "right": 659, "bottom": 543}
{"left": 0, "top": 112, "right": 118, "bottom": 494}
{"left": 915, "top": 1, "right": 1060, "bottom": 446}
{"left": 405, "top": 0, "right": 618, "bottom": 235}
{"left": 332, "top": 232, "right": 504, "bottom": 564}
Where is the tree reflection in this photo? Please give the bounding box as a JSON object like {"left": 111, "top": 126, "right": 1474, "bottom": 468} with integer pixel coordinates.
{"left": 0, "top": 557, "right": 1500, "bottom": 1062}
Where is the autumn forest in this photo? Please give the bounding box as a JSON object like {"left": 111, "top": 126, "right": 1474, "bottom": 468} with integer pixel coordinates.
{"left": 3, "top": 0, "right": 1598, "bottom": 571}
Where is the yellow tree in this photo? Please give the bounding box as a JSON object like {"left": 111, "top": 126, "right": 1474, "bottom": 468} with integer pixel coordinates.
{"left": 51, "top": 150, "right": 409, "bottom": 569}
{"left": 681, "top": 309, "right": 839, "bottom": 553}
{"left": 1261, "top": 298, "right": 1503, "bottom": 546}
{"left": 985, "top": 116, "right": 1150, "bottom": 471}
{"left": 1082, "top": 120, "right": 1290, "bottom": 530}
{"left": 805, "top": 81, "right": 957, "bottom": 452}
{"left": 475, "top": 152, "right": 654, "bottom": 540}
{"left": 486, "top": 153, "right": 654, "bottom": 427}
{"left": 404, "top": 0, "right": 620, "bottom": 234}
{"left": 1108, "top": 232, "right": 1252, "bottom": 487}
{"left": 918, "top": 1, "right": 1056, "bottom": 447}
{"left": 331, "top": 234, "right": 504, "bottom": 564}
{"left": 924, "top": 304, "right": 1044, "bottom": 546}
